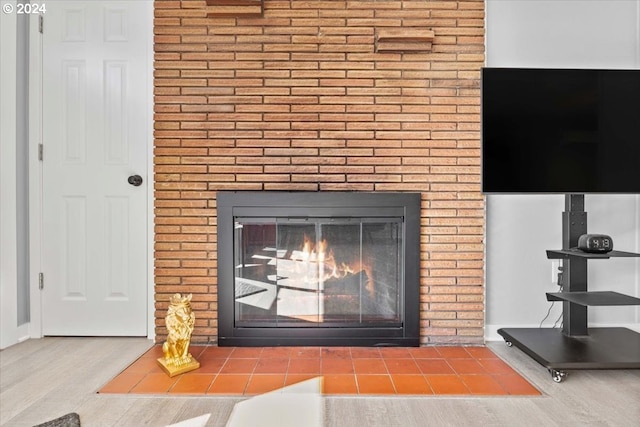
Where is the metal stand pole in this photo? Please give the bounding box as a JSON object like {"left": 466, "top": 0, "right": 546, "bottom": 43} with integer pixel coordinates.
{"left": 561, "top": 194, "right": 588, "bottom": 336}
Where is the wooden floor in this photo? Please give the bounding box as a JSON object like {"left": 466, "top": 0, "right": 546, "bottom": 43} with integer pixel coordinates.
{"left": 1, "top": 337, "right": 639, "bottom": 426}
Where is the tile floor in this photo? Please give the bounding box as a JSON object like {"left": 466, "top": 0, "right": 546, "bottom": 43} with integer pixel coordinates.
{"left": 98, "top": 345, "right": 541, "bottom": 396}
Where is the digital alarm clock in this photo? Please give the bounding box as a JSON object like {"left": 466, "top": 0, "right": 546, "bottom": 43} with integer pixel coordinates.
{"left": 577, "top": 234, "right": 613, "bottom": 253}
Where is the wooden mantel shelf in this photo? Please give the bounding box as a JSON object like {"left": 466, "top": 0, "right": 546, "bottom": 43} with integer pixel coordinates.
{"left": 206, "top": 0, "right": 263, "bottom": 17}
{"left": 376, "top": 28, "right": 435, "bottom": 52}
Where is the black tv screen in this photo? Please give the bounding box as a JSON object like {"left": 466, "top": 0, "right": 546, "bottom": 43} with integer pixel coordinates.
{"left": 481, "top": 67, "right": 640, "bottom": 194}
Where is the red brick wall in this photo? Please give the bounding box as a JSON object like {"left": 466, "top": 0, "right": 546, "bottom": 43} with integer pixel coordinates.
{"left": 153, "top": 0, "right": 485, "bottom": 345}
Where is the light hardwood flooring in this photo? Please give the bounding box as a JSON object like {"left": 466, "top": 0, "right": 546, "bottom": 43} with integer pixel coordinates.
{"left": 1, "top": 337, "right": 639, "bottom": 426}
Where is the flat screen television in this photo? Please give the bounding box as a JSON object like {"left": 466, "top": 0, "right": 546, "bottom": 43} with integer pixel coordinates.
{"left": 481, "top": 67, "right": 640, "bottom": 194}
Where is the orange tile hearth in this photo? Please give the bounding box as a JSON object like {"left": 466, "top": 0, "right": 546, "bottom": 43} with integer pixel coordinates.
{"left": 98, "top": 346, "right": 540, "bottom": 397}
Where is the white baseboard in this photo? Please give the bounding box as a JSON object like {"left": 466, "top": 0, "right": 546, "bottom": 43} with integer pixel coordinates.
{"left": 17, "top": 323, "right": 30, "bottom": 343}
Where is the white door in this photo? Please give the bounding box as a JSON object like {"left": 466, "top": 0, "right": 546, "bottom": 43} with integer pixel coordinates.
{"left": 41, "top": 0, "right": 150, "bottom": 335}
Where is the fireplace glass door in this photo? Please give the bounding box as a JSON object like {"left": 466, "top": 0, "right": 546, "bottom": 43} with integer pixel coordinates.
{"left": 233, "top": 218, "right": 403, "bottom": 328}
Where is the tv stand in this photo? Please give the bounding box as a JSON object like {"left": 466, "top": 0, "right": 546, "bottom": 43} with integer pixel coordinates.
{"left": 498, "top": 194, "right": 640, "bottom": 382}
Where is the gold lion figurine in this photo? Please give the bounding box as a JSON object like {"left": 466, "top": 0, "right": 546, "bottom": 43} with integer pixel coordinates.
{"left": 157, "top": 293, "right": 200, "bottom": 376}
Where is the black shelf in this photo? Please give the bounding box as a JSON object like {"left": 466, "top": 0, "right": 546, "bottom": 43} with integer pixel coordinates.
{"left": 546, "top": 291, "right": 640, "bottom": 306}
{"left": 546, "top": 249, "right": 640, "bottom": 259}
{"left": 501, "top": 194, "right": 640, "bottom": 380}
{"left": 497, "top": 327, "right": 640, "bottom": 370}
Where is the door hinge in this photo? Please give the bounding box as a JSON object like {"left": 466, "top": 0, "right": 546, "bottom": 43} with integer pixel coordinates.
{"left": 39, "top": 273, "right": 44, "bottom": 290}
{"left": 39, "top": 15, "right": 43, "bottom": 34}
{"left": 38, "top": 144, "right": 43, "bottom": 161}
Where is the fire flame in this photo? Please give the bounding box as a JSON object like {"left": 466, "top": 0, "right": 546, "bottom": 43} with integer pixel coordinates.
{"left": 296, "top": 234, "right": 375, "bottom": 297}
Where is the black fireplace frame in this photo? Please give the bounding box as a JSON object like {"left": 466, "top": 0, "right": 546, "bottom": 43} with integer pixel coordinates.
{"left": 216, "top": 191, "right": 421, "bottom": 347}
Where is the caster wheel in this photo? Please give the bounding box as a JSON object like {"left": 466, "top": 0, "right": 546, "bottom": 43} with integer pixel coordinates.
{"left": 505, "top": 341, "right": 513, "bottom": 347}
{"left": 550, "top": 369, "right": 567, "bottom": 383}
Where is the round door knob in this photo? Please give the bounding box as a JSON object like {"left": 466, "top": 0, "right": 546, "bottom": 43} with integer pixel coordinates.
{"left": 128, "top": 174, "right": 143, "bottom": 186}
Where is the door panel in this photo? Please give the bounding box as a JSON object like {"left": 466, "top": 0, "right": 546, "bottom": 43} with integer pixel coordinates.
{"left": 42, "top": 1, "right": 150, "bottom": 336}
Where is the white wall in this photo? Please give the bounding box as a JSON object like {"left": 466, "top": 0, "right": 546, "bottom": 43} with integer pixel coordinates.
{"left": 1, "top": 1, "right": 32, "bottom": 349}
{"left": 485, "top": 0, "right": 640, "bottom": 339}
{"left": 1, "top": 0, "right": 20, "bottom": 349}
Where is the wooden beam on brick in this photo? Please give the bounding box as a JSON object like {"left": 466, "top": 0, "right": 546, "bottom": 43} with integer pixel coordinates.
{"left": 206, "top": 0, "right": 263, "bottom": 17}
{"left": 375, "top": 28, "right": 435, "bottom": 53}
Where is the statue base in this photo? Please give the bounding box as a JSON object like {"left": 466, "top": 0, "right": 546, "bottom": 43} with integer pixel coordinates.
{"left": 157, "top": 357, "right": 200, "bottom": 377}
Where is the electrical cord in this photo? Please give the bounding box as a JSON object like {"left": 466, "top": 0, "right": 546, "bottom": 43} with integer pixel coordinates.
{"left": 539, "top": 265, "right": 564, "bottom": 328}
{"left": 553, "top": 311, "right": 563, "bottom": 329}
{"left": 539, "top": 301, "right": 556, "bottom": 328}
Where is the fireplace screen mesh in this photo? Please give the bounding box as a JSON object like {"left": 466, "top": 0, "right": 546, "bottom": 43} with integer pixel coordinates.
{"left": 233, "top": 218, "right": 403, "bottom": 327}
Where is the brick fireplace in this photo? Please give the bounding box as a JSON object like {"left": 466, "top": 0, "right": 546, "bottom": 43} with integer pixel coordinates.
{"left": 153, "top": 0, "right": 486, "bottom": 345}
